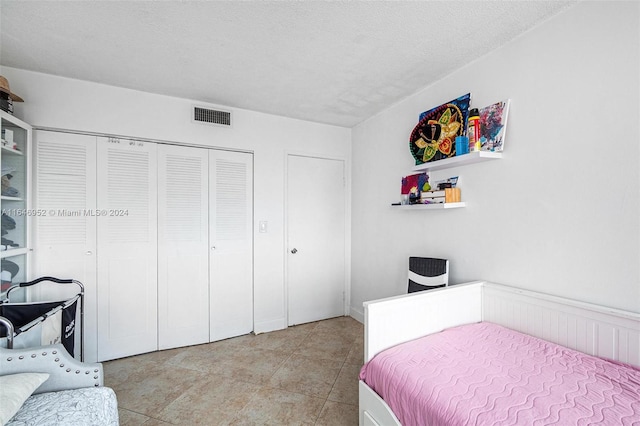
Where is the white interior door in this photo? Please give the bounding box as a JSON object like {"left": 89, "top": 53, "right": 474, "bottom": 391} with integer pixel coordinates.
{"left": 96, "top": 137, "right": 158, "bottom": 361}
{"left": 32, "top": 130, "right": 98, "bottom": 361}
{"left": 157, "top": 144, "right": 209, "bottom": 350}
{"left": 209, "top": 150, "right": 253, "bottom": 341}
{"left": 287, "top": 155, "right": 345, "bottom": 326}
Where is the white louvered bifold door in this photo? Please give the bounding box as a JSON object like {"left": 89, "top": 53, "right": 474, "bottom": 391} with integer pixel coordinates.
{"left": 96, "top": 137, "right": 158, "bottom": 361}
{"left": 157, "top": 144, "right": 209, "bottom": 350}
{"left": 209, "top": 150, "right": 253, "bottom": 341}
{"left": 32, "top": 131, "right": 98, "bottom": 362}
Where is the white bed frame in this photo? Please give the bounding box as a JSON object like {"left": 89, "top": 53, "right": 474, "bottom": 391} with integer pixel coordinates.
{"left": 359, "top": 281, "right": 640, "bottom": 426}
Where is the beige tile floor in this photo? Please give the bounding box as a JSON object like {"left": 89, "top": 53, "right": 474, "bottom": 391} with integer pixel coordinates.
{"left": 104, "top": 316, "right": 364, "bottom": 425}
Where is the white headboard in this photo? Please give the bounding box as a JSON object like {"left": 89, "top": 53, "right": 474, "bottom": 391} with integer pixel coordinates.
{"left": 363, "top": 281, "right": 640, "bottom": 367}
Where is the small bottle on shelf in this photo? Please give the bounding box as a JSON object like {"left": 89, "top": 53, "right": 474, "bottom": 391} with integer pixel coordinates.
{"left": 468, "top": 108, "right": 480, "bottom": 152}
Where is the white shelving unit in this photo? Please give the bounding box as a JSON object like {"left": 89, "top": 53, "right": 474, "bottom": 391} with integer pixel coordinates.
{"left": 1, "top": 110, "right": 32, "bottom": 298}
{"left": 2, "top": 145, "right": 24, "bottom": 157}
{"left": 394, "top": 151, "right": 502, "bottom": 210}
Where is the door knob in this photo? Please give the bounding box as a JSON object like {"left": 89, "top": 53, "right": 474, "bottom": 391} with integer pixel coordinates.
{"left": 291, "top": 248, "right": 298, "bottom": 254}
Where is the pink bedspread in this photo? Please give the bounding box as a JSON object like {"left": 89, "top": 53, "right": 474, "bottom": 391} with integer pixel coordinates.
{"left": 359, "top": 322, "right": 640, "bottom": 425}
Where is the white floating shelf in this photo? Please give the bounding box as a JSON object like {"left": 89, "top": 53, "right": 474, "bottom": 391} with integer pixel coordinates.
{"left": 0, "top": 248, "right": 29, "bottom": 259}
{"left": 412, "top": 151, "right": 502, "bottom": 172}
{"left": 1, "top": 144, "right": 24, "bottom": 156}
{"left": 1, "top": 196, "right": 23, "bottom": 201}
{"left": 391, "top": 202, "right": 466, "bottom": 210}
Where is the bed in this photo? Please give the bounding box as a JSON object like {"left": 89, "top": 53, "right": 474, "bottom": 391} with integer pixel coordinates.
{"left": 0, "top": 343, "right": 119, "bottom": 425}
{"left": 358, "top": 281, "right": 640, "bottom": 426}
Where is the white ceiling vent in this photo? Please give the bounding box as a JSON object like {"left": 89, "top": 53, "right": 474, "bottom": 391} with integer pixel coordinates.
{"left": 192, "top": 106, "right": 232, "bottom": 127}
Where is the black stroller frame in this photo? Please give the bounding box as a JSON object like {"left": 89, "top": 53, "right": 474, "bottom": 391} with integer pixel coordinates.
{"left": 0, "top": 276, "right": 84, "bottom": 361}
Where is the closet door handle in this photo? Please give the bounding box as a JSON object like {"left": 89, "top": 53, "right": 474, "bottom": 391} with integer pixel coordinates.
{"left": 85, "top": 251, "right": 93, "bottom": 256}
{"left": 291, "top": 248, "right": 298, "bottom": 254}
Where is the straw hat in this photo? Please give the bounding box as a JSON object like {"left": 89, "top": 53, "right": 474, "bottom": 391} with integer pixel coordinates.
{"left": 0, "top": 76, "right": 24, "bottom": 102}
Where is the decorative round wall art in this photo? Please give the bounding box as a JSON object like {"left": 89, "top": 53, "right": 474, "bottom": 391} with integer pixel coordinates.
{"left": 409, "top": 93, "right": 471, "bottom": 165}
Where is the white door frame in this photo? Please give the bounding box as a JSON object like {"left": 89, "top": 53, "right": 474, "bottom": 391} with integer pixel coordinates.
{"left": 283, "top": 151, "right": 351, "bottom": 326}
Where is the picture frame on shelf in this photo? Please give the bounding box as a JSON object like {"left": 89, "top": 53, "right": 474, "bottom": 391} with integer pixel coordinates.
{"left": 409, "top": 93, "right": 471, "bottom": 165}
{"left": 479, "top": 99, "right": 510, "bottom": 152}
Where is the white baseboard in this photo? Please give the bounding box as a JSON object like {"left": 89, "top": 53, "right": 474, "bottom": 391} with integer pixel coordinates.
{"left": 350, "top": 306, "right": 364, "bottom": 324}
{"left": 253, "top": 317, "right": 286, "bottom": 335}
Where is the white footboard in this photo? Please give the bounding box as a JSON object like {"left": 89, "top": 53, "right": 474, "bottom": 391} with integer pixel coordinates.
{"left": 364, "top": 281, "right": 484, "bottom": 362}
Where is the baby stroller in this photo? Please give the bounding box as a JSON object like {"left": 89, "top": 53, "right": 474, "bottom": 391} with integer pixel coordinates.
{"left": 0, "top": 277, "right": 84, "bottom": 361}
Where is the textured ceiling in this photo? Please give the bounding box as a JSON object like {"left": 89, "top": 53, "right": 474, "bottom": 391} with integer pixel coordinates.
{"left": 0, "top": 1, "right": 574, "bottom": 127}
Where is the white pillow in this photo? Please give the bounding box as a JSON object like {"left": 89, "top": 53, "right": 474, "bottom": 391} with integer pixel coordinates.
{"left": 0, "top": 373, "right": 49, "bottom": 425}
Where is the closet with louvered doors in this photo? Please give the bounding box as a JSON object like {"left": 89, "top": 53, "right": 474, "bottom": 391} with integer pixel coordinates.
{"left": 32, "top": 131, "right": 99, "bottom": 362}
{"left": 209, "top": 150, "right": 253, "bottom": 342}
{"left": 158, "top": 147, "right": 254, "bottom": 349}
{"left": 157, "top": 144, "right": 209, "bottom": 350}
{"left": 33, "top": 130, "right": 254, "bottom": 362}
{"left": 96, "top": 137, "right": 159, "bottom": 361}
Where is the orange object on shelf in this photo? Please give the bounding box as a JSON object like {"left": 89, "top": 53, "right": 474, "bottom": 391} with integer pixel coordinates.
{"left": 445, "top": 188, "right": 461, "bottom": 203}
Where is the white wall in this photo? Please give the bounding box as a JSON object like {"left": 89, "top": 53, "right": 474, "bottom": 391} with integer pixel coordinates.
{"left": 1, "top": 66, "right": 352, "bottom": 334}
{"left": 351, "top": 1, "right": 640, "bottom": 317}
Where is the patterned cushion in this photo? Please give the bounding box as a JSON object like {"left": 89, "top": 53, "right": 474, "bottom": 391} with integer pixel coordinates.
{"left": 0, "top": 373, "right": 49, "bottom": 425}
{"left": 6, "top": 387, "right": 118, "bottom": 426}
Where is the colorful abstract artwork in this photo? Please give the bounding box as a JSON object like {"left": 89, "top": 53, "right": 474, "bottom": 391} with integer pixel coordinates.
{"left": 409, "top": 93, "right": 471, "bottom": 165}
{"left": 479, "top": 99, "right": 510, "bottom": 152}
{"left": 401, "top": 172, "right": 429, "bottom": 195}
